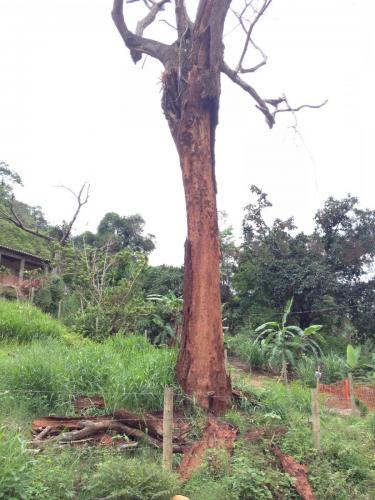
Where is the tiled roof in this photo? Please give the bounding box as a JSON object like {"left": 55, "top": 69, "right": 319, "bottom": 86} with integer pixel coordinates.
{"left": 0, "top": 244, "right": 50, "bottom": 263}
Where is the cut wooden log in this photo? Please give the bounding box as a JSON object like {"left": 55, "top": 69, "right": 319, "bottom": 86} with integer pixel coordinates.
{"left": 31, "top": 415, "right": 186, "bottom": 452}
{"left": 271, "top": 445, "right": 315, "bottom": 500}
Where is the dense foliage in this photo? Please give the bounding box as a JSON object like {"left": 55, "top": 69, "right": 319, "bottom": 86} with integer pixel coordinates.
{"left": 229, "top": 186, "right": 375, "bottom": 344}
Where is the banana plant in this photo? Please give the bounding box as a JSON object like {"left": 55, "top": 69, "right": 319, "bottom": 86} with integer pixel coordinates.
{"left": 254, "top": 298, "right": 324, "bottom": 384}
{"left": 346, "top": 344, "right": 375, "bottom": 378}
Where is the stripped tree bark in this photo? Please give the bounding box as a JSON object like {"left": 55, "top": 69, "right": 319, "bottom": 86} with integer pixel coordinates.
{"left": 111, "top": 0, "right": 326, "bottom": 413}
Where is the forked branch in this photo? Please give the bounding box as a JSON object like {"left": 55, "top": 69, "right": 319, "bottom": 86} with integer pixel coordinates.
{"left": 57, "top": 183, "right": 90, "bottom": 245}
{"left": 223, "top": 0, "right": 327, "bottom": 128}
{"left": 112, "top": 0, "right": 172, "bottom": 64}
{"left": 135, "top": 0, "right": 170, "bottom": 37}
{"left": 234, "top": 0, "right": 272, "bottom": 74}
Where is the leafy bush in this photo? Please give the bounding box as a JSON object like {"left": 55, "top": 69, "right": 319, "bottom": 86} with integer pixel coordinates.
{"left": 85, "top": 455, "right": 179, "bottom": 500}
{"left": 282, "top": 414, "right": 375, "bottom": 499}
{"left": 222, "top": 410, "right": 248, "bottom": 434}
{"left": 34, "top": 275, "right": 65, "bottom": 314}
{"left": 0, "top": 299, "right": 72, "bottom": 343}
{"left": 320, "top": 353, "right": 348, "bottom": 383}
{"left": 294, "top": 355, "right": 316, "bottom": 386}
{"left": 0, "top": 428, "right": 31, "bottom": 499}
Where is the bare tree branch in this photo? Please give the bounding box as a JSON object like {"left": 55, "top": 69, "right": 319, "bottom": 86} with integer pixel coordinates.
{"left": 0, "top": 183, "right": 90, "bottom": 247}
{"left": 267, "top": 96, "right": 329, "bottom": 116}
{"left": 221, "top": 61, "right": 275, "bottom": 127}
{"left": 175, "top": 0, "right": 193, "bottom": 38}
{"left": 112, "top": 0, "right": 173, "bottom": 64}
{"left": 0, "top": 199, "right": 54, "bottom": 243}
{"left": 221, "top": 62, "right": 328, "bottom": 128}
{"left": 159, "top": 18, "right": 177, "bottom": 31}
{"left": 233, "top": 0, "right": 272, "bottom": 74}
{"left": 57, "top": 183, "right": 90, "bottom": 245}
{"left": 135, "top": 0, "right": 170, "bottom": 36}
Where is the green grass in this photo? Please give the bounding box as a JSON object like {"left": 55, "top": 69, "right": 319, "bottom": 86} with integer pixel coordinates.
{"left": 0, "top": 299, "right": 78, "bottom": 343}
{"left": 1, "top": 300, "right": 374, "bottom": 499}
{"left": 0, "top": 334, "right": 177, "bottom": 415}
{"left": 231, "top": 372, "right": 375, "bottom": 499}
{"left": 0, "top": 437, "right": 180, "bottom": 500}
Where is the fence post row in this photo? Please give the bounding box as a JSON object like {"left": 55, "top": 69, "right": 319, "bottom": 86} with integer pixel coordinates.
{"left": 162, "top": 386, "right": 174, "bottom": 471}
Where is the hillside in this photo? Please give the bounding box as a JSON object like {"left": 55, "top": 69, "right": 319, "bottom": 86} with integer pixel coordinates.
{"left": 0, "top": 219, "right": 51, "bottom": 259}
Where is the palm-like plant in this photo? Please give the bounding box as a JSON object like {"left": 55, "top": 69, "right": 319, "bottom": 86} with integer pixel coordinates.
{"left": 147, "top": 292, "right": 183, "bottom": 346}
{"left": 254, "top": 299, "right": 324, "bottom": 384}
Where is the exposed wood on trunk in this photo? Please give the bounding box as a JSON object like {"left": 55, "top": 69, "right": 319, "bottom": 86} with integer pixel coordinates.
{"left": 271, "top": 445, "right": 315, "bottom": 500}
{"left": 161, "top": 0, "right": 232, "bottom": 414}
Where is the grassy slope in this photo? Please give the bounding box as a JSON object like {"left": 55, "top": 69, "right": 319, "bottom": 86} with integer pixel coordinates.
{"left": 0, "top": 299, "right": 75, "bottom": 343}
{"left": 0, "top": 219, "right": 51, "bottom": 259}
{"left": 0, "top": 302, "right": 374, "bottom": 499}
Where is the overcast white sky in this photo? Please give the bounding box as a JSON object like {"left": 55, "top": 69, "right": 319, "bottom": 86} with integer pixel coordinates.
{"left": 0, "top": 0, "right": 374, "bottom": 265}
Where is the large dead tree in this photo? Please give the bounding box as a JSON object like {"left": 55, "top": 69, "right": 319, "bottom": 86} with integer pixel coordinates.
{"left": 112, "top": 0, "right": 325, "bottom": 413}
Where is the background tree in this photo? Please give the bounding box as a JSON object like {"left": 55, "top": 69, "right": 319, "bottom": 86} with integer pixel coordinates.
{"left": 111, "top": 0, "right": 325, "bottom": 412}
{"left": 141, "top": 264, "right": 183, "bottom": 297}
{"left": 232, "top": 186, "right": 375, "bottom": 345}
{"left": 75, "top": 212, "right": 155, "bottom": 254}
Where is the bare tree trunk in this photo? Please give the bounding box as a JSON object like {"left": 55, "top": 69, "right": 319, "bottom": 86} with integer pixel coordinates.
{"left": 166, "top": 79, "right": 231, "bottom": 413}
{"left": 159, "top": 3, "right": 232, "bottom": 414}
{"left": 178, "top": 146, "right": 230, "bottom": 412}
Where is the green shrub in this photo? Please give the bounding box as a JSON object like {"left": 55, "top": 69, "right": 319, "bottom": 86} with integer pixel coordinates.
{"left": 84, "top": 456, "right": 179, "bottom": 500}
{"left": 320, "top": 353, "right": 348, "bottom": 383}
{"left": 283, "top": 415, "right": 375, "bottom": 499}
{"left": 223, "top": 410, "right": 248, "bottom": 434}
{"left": 295, "top": 355, "right": 316, "bottom": 386}
{"left": 184, "top": 478, "right": 233, "bottom": 500}
{"left": 295, "top": 353, "right": 348, "bottom": 386}
{"left": 0, "top": 428, "right": 31, "bottom": 499}
{"left": 0, "top": 299, "right": 72, "bottom": 343}
{"left": 251, "top": 381, "right": 311, "bottom": 420}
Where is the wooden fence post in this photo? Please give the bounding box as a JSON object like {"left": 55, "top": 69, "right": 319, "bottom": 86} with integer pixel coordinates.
{"left": 163, "top": 386, "right": 174, "bottom": 471}
{"left": 348, "top": 373, "right": 360, "bottom": 416}
{"left": 311, "top": 389, "right": 321, "bottom": 450}
{"left": 29, "top": 286, "right": 35, "bottom": 304}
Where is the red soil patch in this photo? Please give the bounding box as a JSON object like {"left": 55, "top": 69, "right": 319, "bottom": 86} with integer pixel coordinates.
{"left": 179, "top": 416, "right": 238, "bottom": 481}
{"left": 271, "top": 445, "right": 315, "bottom": 500}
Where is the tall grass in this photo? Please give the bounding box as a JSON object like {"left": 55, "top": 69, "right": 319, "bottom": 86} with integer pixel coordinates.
{"left": 0, "top": 335, "right": 177, "bottom": 414}
{"left": 225, "top": 334, "right": 265, "bottom": 370}
{"left": 0, "top": 299, "right": 75, "bottom": 343}
{"left": 295, "top": 352, "right": 348, "bottom": 386}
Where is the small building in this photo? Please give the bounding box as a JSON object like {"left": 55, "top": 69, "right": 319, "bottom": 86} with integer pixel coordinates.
{"left": 0, "top": 244, "right": 49, "bottom": 281}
